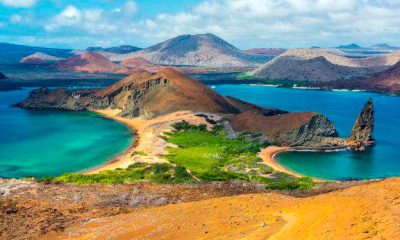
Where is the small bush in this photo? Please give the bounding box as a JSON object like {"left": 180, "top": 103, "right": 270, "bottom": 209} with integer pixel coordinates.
{"left": 132, "top": 151, "right": 147, "bottom": 156}
{"left": 171, "top": 120, "right": 207, "bottom": 131}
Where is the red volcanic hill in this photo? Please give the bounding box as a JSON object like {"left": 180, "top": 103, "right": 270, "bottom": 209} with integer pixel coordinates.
{"left": 120, "top": 57, "right": 162, "bottom": 73}
{"left": 360, "top": 61, "right": 400, "bottom": 92}
{"left": 56, "top": 52, "right": 129, "bottom": 74}
{"left": 94, "top": 68, "right": 241, "bottom": 118}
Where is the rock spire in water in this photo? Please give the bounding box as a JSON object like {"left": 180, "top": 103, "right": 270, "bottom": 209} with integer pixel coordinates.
{"left": 348, "top": 98, "right": 374, "bottom": 151}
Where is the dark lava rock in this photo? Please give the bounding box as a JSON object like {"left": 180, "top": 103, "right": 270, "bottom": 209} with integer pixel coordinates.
{"left": 230, "top": 111, "right": 341, "bottom": 147}
{"left": 349, "top": 98, "right": 375, "bottom": 151}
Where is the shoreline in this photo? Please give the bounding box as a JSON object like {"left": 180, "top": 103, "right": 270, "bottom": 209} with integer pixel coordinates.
{"left": 86, "top": 109, "right": 329, "bottom": 182}
{"left": 85, "top": 109, "right": 216, "bottom": 174}
{"left": 259, "top": 146, "right": 327, "bottom": 182}
{"left": 84, "top": 109, "right": 142, "bottom": 174}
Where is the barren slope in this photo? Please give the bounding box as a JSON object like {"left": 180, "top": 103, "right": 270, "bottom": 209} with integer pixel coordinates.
{"left": 45, "top": 178, "right": 400, "bottom": 240}
{"left": 250, "top": 56, "right": 375, "bottom": 82}
{"left": 359, "top": 61, "right": 400, "bottom": 92}
{"left": 56, "top": 52, "right": 129, "bottom": 74}
{"left": 125, "top": 33, "right": 272, "bottom": 67}
{"left": 277, "top": 48, "right": 400, "bottom": 68}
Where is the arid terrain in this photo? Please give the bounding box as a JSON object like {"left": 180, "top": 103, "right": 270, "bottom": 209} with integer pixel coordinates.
{"left": 1, "top": 178, "right": 397, "bottom": 240}
{"left": 44, "top": 178, "right": 400, "bottom": 240}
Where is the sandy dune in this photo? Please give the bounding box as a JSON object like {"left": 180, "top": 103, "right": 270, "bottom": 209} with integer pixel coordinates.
{"left": 44, "top": 178, "right": 400, "bottom": 239}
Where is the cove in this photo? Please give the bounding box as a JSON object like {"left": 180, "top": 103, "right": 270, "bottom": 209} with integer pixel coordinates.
{"left": 212, "top": 84, "right": 400, "bottom": 180}
{"left": 0, "top": 89, "right": 132, "bottom": 178}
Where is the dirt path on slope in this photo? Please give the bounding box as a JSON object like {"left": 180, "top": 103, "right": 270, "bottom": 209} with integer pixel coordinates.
{"left": 43, "top": 178, "right": 400, "bottom": 240}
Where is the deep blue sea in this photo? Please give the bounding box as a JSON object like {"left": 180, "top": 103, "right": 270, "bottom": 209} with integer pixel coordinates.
{"left": 213, "top": 84, "right": 400, "bottom": 180}
{"left": 0, "top": 89, "right": 132, "bottom": 178}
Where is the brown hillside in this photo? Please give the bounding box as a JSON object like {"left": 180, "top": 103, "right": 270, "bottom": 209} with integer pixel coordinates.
{"left": 93, "top": 68, "right": 240, "bottom": 118}
{"left": 45, "top": 178, "right": 400, "bottom": 240}
{"left": 361, "top": 61, "right": 400, "bottom": 92}
{"left": 57, "top": 52, "right": 129, "bottom": 74}
{"left": 230, "top": 111, "right": 339, "bottom": 146}
{"left": 120, "top": 57, "right": 164, "bottom": 73}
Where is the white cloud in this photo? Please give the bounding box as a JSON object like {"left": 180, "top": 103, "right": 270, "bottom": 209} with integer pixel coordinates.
{"left": 45, "top": 1, "right": 138, "bottom": 34}
{"left": 41, "top": 0, "right": 400, "bottom": 48}
{"left": 128, "top": 0, "right": 400, "bottom": 48}
{"left": 46, "top": 5, "right": 81, "bottom": 30}
{"left": 124, "top": 1, "right": 137, "bottom": 16}
{"left": 10, "top": 14, "right": 22, "bottom": 23}
{"left": 45, "top": 5, "right": 110, "bottom": 32}
{"left": 0, "top": 0, "right": 36, "bottom": 7}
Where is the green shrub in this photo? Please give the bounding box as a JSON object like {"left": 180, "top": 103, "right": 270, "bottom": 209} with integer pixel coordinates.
{"left": 171, "top": 120, "right": 207, "bottom": 131}
{"left": 164, "top": 126, "right": 267, "bottom": 181}
{"left": 38, "top": 163, "right": 194, "bottom": 185}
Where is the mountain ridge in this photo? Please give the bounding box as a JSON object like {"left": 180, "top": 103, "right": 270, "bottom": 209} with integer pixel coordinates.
{"left": 125, "top": 33, "right": 272, "bottom": 67}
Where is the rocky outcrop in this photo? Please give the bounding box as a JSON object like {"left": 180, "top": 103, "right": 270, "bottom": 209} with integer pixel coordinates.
{"left": 16, "top": 88, "right": 95, "bottom": 111}
{"left": 0, "top": 72, "right": 6, "bottom": 79}
{"left": 230, "top": 111, "right": 342, "bottom": 147}
{"left": 348, "top": 99, "right": 375, "bottom": 151}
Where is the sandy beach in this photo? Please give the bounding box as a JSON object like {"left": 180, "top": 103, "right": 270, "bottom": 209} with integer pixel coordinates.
{"left": 87, "top": 109, "right": 326, "bottom": 182}
{"left": 86, "top": 109, "right": 217, "bottom": 174}
{"left": 259, "top": 146, "right": 326, "bottom": 182}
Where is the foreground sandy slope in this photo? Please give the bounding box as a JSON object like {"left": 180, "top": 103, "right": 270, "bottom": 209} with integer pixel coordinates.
{"left": 44, "top": 178, "right": 400, "bottom": 240}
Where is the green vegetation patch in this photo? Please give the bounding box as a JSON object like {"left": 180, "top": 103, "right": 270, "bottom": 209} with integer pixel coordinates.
{"left": 164, "top": 123, "right": 267, "bottom": 181}
{"left": 38, "top": 163, "right": 194, "bottom": 185}
{"left": 37, "top": 121, "right": 316, "bottom": 190}
{"left": 163, "top": 121, "right": 315, "bottom": 190}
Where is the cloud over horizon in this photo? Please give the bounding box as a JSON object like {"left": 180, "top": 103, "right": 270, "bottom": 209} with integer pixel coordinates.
{"left": 0, "top": 0, "right": 400, "bottom": 49}
{"left": 0, "top": 0, "right": 36, "bottom": 8}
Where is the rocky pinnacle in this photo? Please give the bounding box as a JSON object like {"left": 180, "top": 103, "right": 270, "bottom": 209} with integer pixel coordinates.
{"left": 348, "top": 98, "right": 375, "bottom": 151}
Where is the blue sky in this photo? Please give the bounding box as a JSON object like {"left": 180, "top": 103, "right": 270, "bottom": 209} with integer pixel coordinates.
{"left": 1, "top": 0, "right": 400, "bottom": 49}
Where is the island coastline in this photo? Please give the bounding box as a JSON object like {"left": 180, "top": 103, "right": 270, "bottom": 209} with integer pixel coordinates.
{"left": 86, "top": 109, "right": 330, "bottom": 182}
{"left": 85, "top": 109, "right": 216, "bottom": 174}
{"left": 259, "top": 146, "right": 328, "bottom": 182}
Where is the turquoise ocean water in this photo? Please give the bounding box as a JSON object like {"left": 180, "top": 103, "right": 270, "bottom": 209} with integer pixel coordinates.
{"left": 2, "top": 84, "right": 400, "bottom": 180}
{"left": 0, "top": 89, "right": 132, "bottom": 178}
{"left": 213, "top": 84, "right": 400, "bottom": 180}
